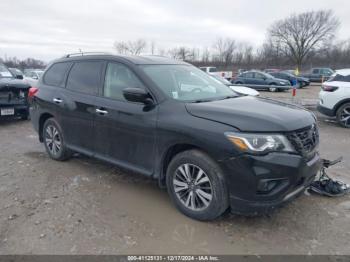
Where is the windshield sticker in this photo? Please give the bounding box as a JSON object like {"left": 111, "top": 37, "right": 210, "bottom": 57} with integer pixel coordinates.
{"left": 172, "top": 91, "right": 179, "bottom": 99}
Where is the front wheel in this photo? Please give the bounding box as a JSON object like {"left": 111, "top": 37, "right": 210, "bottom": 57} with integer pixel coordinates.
{"left": 166, "top": 150, "right": 229, "bottom": 221}
{"left": 268, "top": 84, "right": 278, "bottom": 92}
{"left": 336, "top": 103, "right": 350, "bottom": 128}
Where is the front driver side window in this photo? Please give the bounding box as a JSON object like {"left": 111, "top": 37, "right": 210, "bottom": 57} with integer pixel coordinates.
{"left": 104, "top": 62, "right": 144, "bottom": 101}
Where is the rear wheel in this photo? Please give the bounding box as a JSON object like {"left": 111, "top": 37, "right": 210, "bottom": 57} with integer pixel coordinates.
{"left": 166, "top": 150, "right": 229, "bottom": 221}
{"left": 336, "top": 103, "right": 350, "bottom": 128}
{"left": 43, "top": 118, "right": 72, "bottom": 161}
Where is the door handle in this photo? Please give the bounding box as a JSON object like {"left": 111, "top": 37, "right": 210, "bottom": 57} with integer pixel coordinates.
{"left": 96, "top": 108, "right": 108, "bottom": 115}
{"left": 53, "top": 98, "right": 63, "bottom": 104}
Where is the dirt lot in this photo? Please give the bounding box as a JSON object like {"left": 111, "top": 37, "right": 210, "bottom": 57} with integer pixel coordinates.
{"left": 257, "top": 83, "right": 321, "bottom": 108}
{"left": 0, "top": 101, "right": 350, "bottom": 255}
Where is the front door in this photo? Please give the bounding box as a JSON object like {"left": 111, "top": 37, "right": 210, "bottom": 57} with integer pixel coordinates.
{"left": 94, "top": 62, "right": 157, "bottom": 175}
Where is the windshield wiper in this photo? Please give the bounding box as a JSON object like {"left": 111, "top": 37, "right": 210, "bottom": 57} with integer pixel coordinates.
{"left": 218, "top": 95, "right": 238, "bottom": 100}
{"left": 192, "top": 98, "right": 216, "bottom": 103}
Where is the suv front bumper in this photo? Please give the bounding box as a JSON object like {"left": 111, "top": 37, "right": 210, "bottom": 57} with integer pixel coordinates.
{"left": 221, "top": 152, "right": 321, "bottom": 215}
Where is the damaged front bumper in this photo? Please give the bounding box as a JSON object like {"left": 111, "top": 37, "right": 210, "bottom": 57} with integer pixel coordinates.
{"left": 220, "top": 151, "right": 322, "bottom": 215}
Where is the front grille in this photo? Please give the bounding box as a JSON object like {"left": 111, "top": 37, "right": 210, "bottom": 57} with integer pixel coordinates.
{"left": 287, "top": 124, "right": 319, "bottom": 156}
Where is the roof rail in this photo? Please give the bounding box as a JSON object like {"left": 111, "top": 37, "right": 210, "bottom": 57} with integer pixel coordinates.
{"left": 63, "top": 52, "right": 112, "bottom": 58}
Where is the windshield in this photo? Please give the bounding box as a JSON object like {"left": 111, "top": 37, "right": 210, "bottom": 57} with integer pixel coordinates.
{"left": 141, "top": 65, "right": 236, "bottom": 102}
{"left": 210, "top": 75, "right": 232, "bottom": 85}
{"left": 263, "top": 72, "right": 274, "bottom": 78}
{"left": 0, "top": 64, "right": 13, "bottom": 78}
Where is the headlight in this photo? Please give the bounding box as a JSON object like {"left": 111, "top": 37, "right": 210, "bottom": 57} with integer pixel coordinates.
{"left": 225, "top": 132, "right": 295, "bottom": 154}
{"left": 279, "top": 81, "right": 286, "bottom": 85}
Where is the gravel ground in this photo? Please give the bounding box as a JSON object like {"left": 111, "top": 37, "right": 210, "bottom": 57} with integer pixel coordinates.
{"left": 259, "top": 83, "right": 321, "bottom": 107}
{"left": 0, "top": 106, "right": 349, "bottom": 255}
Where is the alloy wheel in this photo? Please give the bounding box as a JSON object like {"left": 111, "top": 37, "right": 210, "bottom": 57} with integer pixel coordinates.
{"left": 340, "top": 106, "right": 350, "bottom": 127}
{"left": 269, "top": 86, "right": 277, "bottom": 92}
{"left": 173, "top": 163, "right": 213, "bottom": 211}
{"left": 45, "top": 125, "right": 62, "bottom": 156}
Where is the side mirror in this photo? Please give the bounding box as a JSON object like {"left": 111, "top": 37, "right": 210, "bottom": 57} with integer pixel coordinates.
{"left": 123, "top": 88, "right": 152, "bottom": 104}
{"left": 16, "top": 75, "right": 24, "bottom": 80}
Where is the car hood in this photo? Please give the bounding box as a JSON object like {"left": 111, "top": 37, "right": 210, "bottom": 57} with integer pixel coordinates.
{"left": 0, "top": 78, "right": 30, "bottom": 90}
{"left": 185, "top": 96, "right": 315, "bottom": 132}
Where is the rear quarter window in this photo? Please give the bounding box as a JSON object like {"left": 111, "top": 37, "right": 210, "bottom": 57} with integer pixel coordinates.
{"left": 43, "top": 62, "right": 72, "bottom": 87}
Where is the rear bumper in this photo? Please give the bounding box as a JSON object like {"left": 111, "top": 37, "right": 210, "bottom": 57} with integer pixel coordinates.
{"left": 0, "top": 104, "right": 29, "bottom": 118}
{"left": 221, "top": 152, "right": 321, "bottom": 215}
{"left": 317, "top": 103, "right": 335, "bottom": 117}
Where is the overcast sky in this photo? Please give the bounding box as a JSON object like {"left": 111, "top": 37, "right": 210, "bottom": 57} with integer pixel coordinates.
{"left": 0, "top": 0, "right": 349, "bottom": 62}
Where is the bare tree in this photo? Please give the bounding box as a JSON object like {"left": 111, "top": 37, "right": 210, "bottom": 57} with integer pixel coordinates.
{"left": 114, "top": 39, "right": 147, "bottom": 55}
{"left": 201, "top": 47, "right": 211, "bottom": 63}
{"left": 213, "top": 37, "right": 236, "bottom": 67}
{"left": 268, "top": 10, "right": 340, "bottom": 69}
{"left": 150, "top": 40, "right": 156, "bottom": 55}
{"left": 167, "top": 47, "right": 192, "bottom": 60}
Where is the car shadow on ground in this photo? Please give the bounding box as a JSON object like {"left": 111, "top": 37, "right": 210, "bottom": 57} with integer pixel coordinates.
{"left": 0, "top": 118, "right": 29, "bottom": 126}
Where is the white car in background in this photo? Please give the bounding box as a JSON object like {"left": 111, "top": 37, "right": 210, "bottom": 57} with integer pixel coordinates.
{"left": 210, "top": 75, "right": 259, "bottom": 96}
{"left": 24, "top": 69, "right": 44, "bottom": 86}
{"left": 318, "top": 69, "right": 350, "bottom": 128}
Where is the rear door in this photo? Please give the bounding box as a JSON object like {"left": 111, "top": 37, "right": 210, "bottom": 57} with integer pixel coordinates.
{"left": 93, "top": 61, "right": 157, "bottom": 175}
{"left": 242, "top": 72, "right": 255, "bottom": 84}
{"left": 56, "top": 60, "right": 105, "bottom": 154}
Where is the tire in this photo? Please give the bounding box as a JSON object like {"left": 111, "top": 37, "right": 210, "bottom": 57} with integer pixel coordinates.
{"left": 268, "top": 84, "right": 278, "bottom": 92}
{"left": 166, "top": 149, "right": 229, "bottom": 221}
{"left": 43, "top": 118, "right": 72, "bottom": 161}
{"left": 336, "top": 102, "right": 350, "bottom": 128}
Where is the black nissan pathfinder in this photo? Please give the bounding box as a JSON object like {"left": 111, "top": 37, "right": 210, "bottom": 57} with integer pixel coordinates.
{"left": 29, "top": 53, "right": 321, "bottom": 220}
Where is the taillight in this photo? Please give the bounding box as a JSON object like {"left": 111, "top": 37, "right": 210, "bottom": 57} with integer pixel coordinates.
{"left": 28, "top": 87, "right": 39, "bottom": 98}
{"left": 321, "top": 85, "right": 338, "bottom": 92}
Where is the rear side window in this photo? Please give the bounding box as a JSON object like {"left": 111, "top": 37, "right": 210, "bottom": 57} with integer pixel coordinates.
{"left": 66, "top": 61, "right": 104, "bottom": 95}
{"left": 313, "top": 69, "right": 319, "bottom": 74}
{"left": 254, "top": 73, "right": 265, "bottom": 79}
{"left": 243, "top": 72, "right": 254, "bottom": 78}
{"left": 43, "top": 62, "right": 72, "bottom": 87}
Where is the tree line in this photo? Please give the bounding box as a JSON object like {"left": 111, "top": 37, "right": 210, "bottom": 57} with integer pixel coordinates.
{"left": 0, "top": 56, "right": 46, "bottom": 70}
{"left": 114, "top": 10, "right": 349, "bottom": 71}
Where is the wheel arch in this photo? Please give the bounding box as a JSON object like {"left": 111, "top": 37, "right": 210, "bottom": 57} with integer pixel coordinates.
{"left": 334, "top": 98, "right": 350, "bottom": 114}
{"left": 38, "top": 112, "right": 54, "bottom": 142}
{"left": 158, "top": 143, "right": 211, "bottom": 188}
